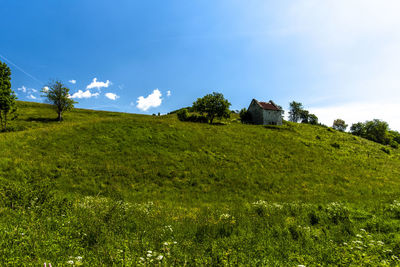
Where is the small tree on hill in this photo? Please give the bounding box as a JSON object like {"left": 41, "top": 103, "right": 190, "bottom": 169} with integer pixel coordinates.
{"left": 0, "top": 61, "right": 17, "bottom": 131}
{"left": 42, "top": 80, "right": 76, "bottom": 121}
{"left": 192, "top": 92, "right": 231, "bottom": 124}
{"left": 288, "top": 101, "right": 303, "bottom": 122}
{"left": 239, "top": 108, "right": 252, "bottom": 123}
{"left": 332, "top": 119, "right": 348, "bottom": 132}
{"left": 308, "top": 114, "right": 318, "bottom": 125}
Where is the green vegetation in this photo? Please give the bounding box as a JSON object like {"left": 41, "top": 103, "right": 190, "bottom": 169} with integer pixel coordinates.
{"left": 333, "top": 118, "right": 348, "bottom": 132}
{"left": 41, "top": 80, "right": 76, "bottom": 121}
{"left": 192, "top": 92, "right": 231, "bottom": 124}
{"left": 350, "top": 119, "right": 400, "bottom": 148}
{"left": 1, "top": 101, "right": 400, "bottom": 265}
{"left": 289, "top": 101, "right": 318, "bottom": 125}
{"left": 0, "top": 60, "right": 17, "bottom": 131}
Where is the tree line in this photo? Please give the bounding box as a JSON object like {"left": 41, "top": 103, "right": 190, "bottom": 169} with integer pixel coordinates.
{"left": 0, "top": 61, "right": 76, "bottom": 131}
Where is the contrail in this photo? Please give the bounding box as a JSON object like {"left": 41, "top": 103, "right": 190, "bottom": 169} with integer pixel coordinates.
{"left": 0, "top": 54, "right": 44, "bottom": 85}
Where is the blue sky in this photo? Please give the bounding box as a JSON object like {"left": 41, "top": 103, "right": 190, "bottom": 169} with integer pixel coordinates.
{"left": 1, "top": 0, "right": 399, "bottom": 130}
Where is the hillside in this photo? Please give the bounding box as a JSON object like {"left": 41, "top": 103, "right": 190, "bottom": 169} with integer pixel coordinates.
{"left": 1, "top": 101, "right": 400, "bottom": 265}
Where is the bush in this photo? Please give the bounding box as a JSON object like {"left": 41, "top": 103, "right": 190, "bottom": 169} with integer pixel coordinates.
{"left": 177, "top": 108, "right": 189, "bottom": 121}
{"left": 177, "top": 109, "right": 208, "bottom": 123}
{"left": 239, "top": 108, "right": 252, "bottom": 123}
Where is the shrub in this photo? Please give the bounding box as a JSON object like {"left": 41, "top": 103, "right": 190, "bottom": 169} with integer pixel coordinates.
{"left": 239, "top": 108, "right": 252, "bottom": 123}
{"left": 177, "top": 108, "right": 189, "bottom": 121}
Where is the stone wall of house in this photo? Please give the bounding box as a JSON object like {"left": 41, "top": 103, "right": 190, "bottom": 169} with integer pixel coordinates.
{"left": 248, "top": 101, "right": 264, "bottom": 124}
{"left": 263, "top": 110, "right": 283, "bottom": 125}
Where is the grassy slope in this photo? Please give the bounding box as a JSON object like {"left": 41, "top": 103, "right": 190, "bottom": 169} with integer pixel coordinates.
{"left": 1, "top": 101, "right": 400, "bottom": 265}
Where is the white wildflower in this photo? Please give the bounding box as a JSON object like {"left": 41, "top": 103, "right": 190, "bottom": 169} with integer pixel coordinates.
{"left": 67, "top": 260, "right": 74, "bottom": 264}
{"left": 157, "top": 255, "right": 164, "bottom": 261}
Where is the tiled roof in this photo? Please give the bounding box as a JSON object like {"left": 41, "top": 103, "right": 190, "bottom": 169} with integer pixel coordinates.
{"left": 255, "top": 99, "right": 281, "bottom": 111}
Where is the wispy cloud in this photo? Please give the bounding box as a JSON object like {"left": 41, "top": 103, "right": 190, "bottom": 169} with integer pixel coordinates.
{"left": 136, "top": 89, "right": 162, "bottom": 111}
{"left": 69, "top": 79, "right": 76, "bottom": 84}
{"left": 27, "top": 94, "right": 36, "bottom": 100}
{"left": 17, "top": 86, "right": 27, "bottom": 93}
{"left": 167, "top": 90, "right": 171, "bottom": 97}
{"left": 86, "top": 78, "right": 111, "bottom": 90}
{"left": 70, "top": 90, "right": 100, "bottom": 99}
{"left": 105, "top": 92, "right": 119, "bottom": 100}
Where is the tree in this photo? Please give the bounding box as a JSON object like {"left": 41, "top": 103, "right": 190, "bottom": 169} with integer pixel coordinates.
{"left": 288, "top": 101, "right": 303, "bottom": 122}
{"left": 42, "top": 80, "right": 76, "bottom": 121}
{"left": 308, "top": 114, "right": 319, "bottom": 125}
{"left": 299, "top": 109, "right": 310, "bottom": 123}
{"left": 332, "top": 119, "right": 348, "bottom": 132}
{"left": 0, "top": 61, "right": 17, "bottom": 131}
{"left": 350, "top": 122, "right": 365, "bottom": 136}
{"left": 364, "top": 119, "right": 389, "bottom": 144}
{"left": 239, "top": 108, "right": 252, "bottom": 123}
{"left": 350, "top": 119, "right": 390, "bottom": 145}
{"left": 192, "top": 92, "right": 231, "bottom": 124}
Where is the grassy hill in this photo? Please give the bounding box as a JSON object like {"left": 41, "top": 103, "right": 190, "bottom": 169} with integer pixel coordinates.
{"left": 1, "top": 101, "right": 400, "bottom": 265}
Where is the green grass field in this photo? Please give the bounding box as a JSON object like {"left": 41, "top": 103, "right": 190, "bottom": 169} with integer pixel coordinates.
{"left": 1, "top": 101, "right": 400, "bottom": 265}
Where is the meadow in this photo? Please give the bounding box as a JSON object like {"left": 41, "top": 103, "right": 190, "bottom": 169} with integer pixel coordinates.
{"left": 0, "top": 101, "right": 400, "bottom": 265}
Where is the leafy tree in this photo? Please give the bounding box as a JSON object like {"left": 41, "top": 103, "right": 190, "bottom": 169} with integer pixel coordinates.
{"left": 288, "top": 101, "right": 303, "bottom": 122}
{"left": 350, "top": 122, "right": 365, "bottom": 136}
{"left": 192, "top": 92, "right": 231, "bottom": 124}
{"left": 350, "top": 119, "right": 390, "bottom": 145}
{"left": 364, "top": 119, "right": 389, "bottom": 144}
{"left": 0, "top": 61, "right": 17, "bottom": 131}
{"left": 239, "top": 108, "right": 252, "bottom": 123}
{"left": 332, "top": 119, "right": 348, "bottom": 132}
{"left": 308, "top": 114, "right": 319, "bottom": 125}
{"left": 300, "top": 109, "right": 310, "bottom": 123}
{"left": 42, "top": 80, "right": 76, "bottom": 121}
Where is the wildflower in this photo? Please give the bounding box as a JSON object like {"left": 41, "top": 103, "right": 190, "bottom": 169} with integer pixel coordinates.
{"left": 298, "top": 265, "right": 306, "bottom": 267}
{"left": 67, "top": 260, "right": 74, "bottom": 264}
{"left": 147, "top": 250, "right": 152, "bottom": 254}
{"left": 139, "top": 257, "right": 145, "bottom": 261}
{"left": 173, "top": 241, "right": 177, "bottom": 244}
{"left": 343, "top": 242, "right": 348, "bottom": 246}
{"left": 157, "top": 255, "right": 164, "bottom": 261}
{"left": 147, "top": 254, "right": 152, "bottom": 258}
{"left": 76, "top": 256, "right": 83, "bottom": 261}
{"left": 163, "top": 242, "right": 169, "bottom": 246}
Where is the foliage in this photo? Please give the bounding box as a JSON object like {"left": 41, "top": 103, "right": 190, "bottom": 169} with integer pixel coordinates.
{"left": 239, "top": 108, "right": 252, "bottom": 123}
{"left": 308, "top": 114, "right": 318, "bottom": 125}
{"left": 289, "top": 101, "right": 317, "bottom": 125}
{"left": 350, "top": 119, "right": 392, "bottom": 145}
{"left": 0, "top": 61, "right": 17, "bottom": 131}
{"left": 41, "top": 80, "right": 76, "bottom": 121}
{"left": 0, "top": 101, "right": 399, "bottom": 265}
{"left": 333, "top": 119, "right": 348, "bottom": 132}
{"left": 177, "top": 108, "right": 208, "bottom": 123}
{"left": 192, "top": 92, "right": 231, "bottom": 124}
{"left": 288, "top": 101, "right": 303, "bottom": 122}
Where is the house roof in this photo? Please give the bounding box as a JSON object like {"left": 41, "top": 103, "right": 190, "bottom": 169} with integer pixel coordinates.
{"left": 253, "top": 99, "right": 281, "bottom": 111}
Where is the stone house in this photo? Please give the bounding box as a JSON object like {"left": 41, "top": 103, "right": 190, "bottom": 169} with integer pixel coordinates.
{"left": 247, "top": 99, "right": 283, "bottom": 125}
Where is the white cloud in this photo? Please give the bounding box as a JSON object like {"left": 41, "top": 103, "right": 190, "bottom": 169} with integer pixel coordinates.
{"left": 42, "top": 86, "right": 49, "bottom": 93}
{"left": 70, "top": 90, "right": 100, "bottom": 99}
{"left": 105, "top": 92, "right": 119, "bottom": 100}
{"left": 136, "top": 89, "right": 162, "bottom": 111}
{"left": 86, "top": 78, "right": 111, "bottom": 90}
{"left": 31, "top": 88, "right": 38, "bottom": 93}
{"left": 167, "top": 90, "right": 171, "bottom": 97}
{"left": 18, "top": 86, "right": 27, "bottom": 93}
{"left": 28, "top": 94, "right": 36, "bottom": 100}
{"left": 69, "top": 80, "right": 76, "bottom": 84}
